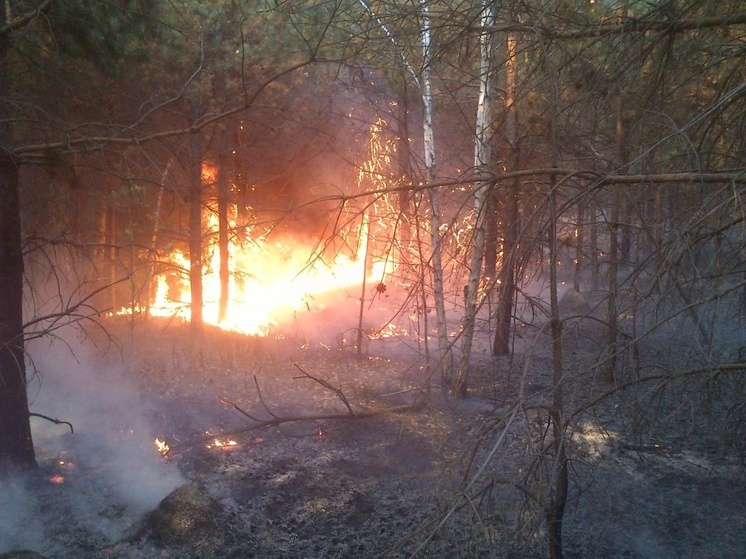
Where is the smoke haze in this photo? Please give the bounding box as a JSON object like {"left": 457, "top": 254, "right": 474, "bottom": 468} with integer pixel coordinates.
{"left": 0, "top": 331, "right": 184, "bottom": 555}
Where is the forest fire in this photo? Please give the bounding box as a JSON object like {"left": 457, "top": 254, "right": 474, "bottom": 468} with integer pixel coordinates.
{"left": 146, "top": 210, "right": 392, "bottom": 336}
{"left": 154, "top": 438, "right": 170, "bottom": 457}
{"left": 141, "top": 120, "right": 401, "bottom": 337}
{"left": 155, "top": 436, "right": 241, "bottom": 457}
{"left": 206, "top": 438, "right": 238, "bottom": 450}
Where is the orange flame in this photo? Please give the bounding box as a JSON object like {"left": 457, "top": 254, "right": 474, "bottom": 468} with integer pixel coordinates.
{"left": 149, "top": 206, "right": 396, "bottom": 336}
{"left": 207, "top": 438, "right": 238, "bottom": 449}
{"left": 143, "top": 117, "right": 401, "bottom": 336}
{"left": 154, "top": 438, "right": 170, "bottom": 456}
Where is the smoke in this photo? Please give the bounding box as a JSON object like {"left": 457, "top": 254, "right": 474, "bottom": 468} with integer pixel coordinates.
{"left": 0, "top": 476, "right": 46, "bottom": 553}
{"left": 0, "top": 330, "right": 185, "bottom": 555}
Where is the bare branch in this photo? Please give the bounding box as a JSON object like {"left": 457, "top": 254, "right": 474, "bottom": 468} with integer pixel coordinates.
{"left": 218, "top": 396, "right": 264, "bottom": 424}
{"left": 293, "top": 363, "right": 355, "bottom": 416}
{"left": 29, "top": 412, "right": 73, "bottom": 433}
{"left": 253, "top": 375, "right": 279, "bottom": 419}
{"left": 485, "top": 13, "right": 746, "bottom": 40}
{"left": 203, "top": 371, "right": 425, "bottom": 448}
{"left": 0, "top": 0, "right": 57, "bottom": 36}
{"left": 568, "top": 362, "right": 746, "bottom": 426}
{"left": 12, "top": 58, "right": 315, "bottom": 160}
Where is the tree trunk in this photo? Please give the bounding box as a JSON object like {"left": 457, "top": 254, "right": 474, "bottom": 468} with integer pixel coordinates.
{"left": 742, "top": 242, "right": 746, "bottom": 318}
{"left": 606, "top": 196, "right": 621, "bottom": 382}
{"left": 217, "top": 127, "right": 230, "bottom": 324}
{"left": 493, "top": 33, "right": 520, "bottom": 356}
{"left": 547, "top": 77, "right": 567, "bottom": 556}
{"left": 453, "top": 1, "right": 496, "bottom": 396}
{"left": 357, "top": 215, "right": 371, "bottom": 359}
{"left": 605, "top": 93, "right": 627, "bottom": 382}
{"left": 395, "top": 92, "right": 413, "bottom": 251}
{"left": 146, "top": 158, "right": 172, "bottom": 317}
{"left": 234, "top": 122, "right": 249, "bottom": 242}
{"left": 356, "top": 0, "right": 450, "bottom": 378}
{"left": 420, "top": 0, "right": 451, "bottom": 383}
{"left": 0, "top": 153, "right": 36, "bottom": 472}
{"left": 493, "top": 184, "right": 518, "bottom": 356}
{"left": 0, "top": 20, "right": 36, "bottom": 471}
{"left": 548, "top": 195, "right": 568, "bottom": 558}
{"left": 484, "top": 188, "right": 499, "bottom": 282}
{"left": 573, "top": 191, "right": 585, "bottom": 292}
{"left": 589, "top": 200, "right": 599, "bottom": 291}
{"left": 189, "top": 131, "right": 204, "bottom": 334}
{"left": 99, "top": 203, "right": 117, "bottom": 311}
{"left": 619, "top": 193, "right": 632, "bottom": 264}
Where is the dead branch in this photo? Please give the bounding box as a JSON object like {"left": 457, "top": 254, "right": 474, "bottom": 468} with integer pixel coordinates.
{"left": 292, "top": 363, "right": 355, "bottom": 415}
{"left": 0, "top": 0, "right": 57, "bottom": 36}
{"left": 567, "top": 362, "right": 746, "bottom": 425}
{"left": 253, "top": 375, "right": 279, "bottom": 419}
{"left": 210, "top": 399, "right": 423, "bottom": 444}
{"left": 29, "top": 412, "right": 73, "bottom": 433}
{"left": 208, "top": 369, "right": 425, "bottom": 445}
{"left": 218, "top": 396, "right": 264, "bottom": 423}
{"left": 479, "top": 12, "right": 746, "bottom": 40}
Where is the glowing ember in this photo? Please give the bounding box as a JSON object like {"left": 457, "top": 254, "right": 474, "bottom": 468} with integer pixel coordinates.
{"left": 49, "top": 475, "right": 65, "bottom": 484}
{"left": 56, "top": 459, "right": 76, "bottom": 471}
{"left": 154, "top": 438, "right": 170, "bottom": 457}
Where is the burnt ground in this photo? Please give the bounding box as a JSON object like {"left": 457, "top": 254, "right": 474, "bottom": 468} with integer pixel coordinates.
{"left": 2, "top": 312, "right": 746, "bottom": 558}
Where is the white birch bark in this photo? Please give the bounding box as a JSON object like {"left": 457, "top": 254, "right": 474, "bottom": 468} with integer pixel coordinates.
{"left": 453, "top": 1, "right": 496, "bottom": 395}
{"left": 420, "top": 0, "right": 451, "bottom": 381}
{"left": 357, "top": 0, "right": 420, "bottom": 89}
{"left": 356, "top": 0, "right": 450, "bottom": 380}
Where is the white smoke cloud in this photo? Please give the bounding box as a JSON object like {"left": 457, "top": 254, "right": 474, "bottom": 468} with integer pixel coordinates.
{"left": 0, "top": 330, "right": 184, "bottom": 555}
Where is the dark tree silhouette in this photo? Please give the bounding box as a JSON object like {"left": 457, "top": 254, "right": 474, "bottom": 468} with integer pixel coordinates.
{"left": 0, "top": 3, "right": 44, "bottom": 472}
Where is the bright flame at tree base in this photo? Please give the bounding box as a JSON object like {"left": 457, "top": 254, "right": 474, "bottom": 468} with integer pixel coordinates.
{"left": 145, "top": 212, "right": 393, "bottom": 337}
{"left": 116, "top": 120, "right": 403, "bottom": 336}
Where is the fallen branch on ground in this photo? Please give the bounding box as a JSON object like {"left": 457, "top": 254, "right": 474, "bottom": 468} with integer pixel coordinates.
{"left": 293, "top": 363, "right": 356, "bottom": 415}
{"left": 187, "top": 365, "right": 425, "bottom": 448}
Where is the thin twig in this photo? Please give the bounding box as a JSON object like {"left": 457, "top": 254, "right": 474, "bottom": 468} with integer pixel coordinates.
{"left": 253, "top": 375, "right": 278, "bottom": 419}
{"left": 218, "top": 396, "right": 263, "bottom": 423}
{"left": 293, "top": 363, "right": 355, "bottom": 416}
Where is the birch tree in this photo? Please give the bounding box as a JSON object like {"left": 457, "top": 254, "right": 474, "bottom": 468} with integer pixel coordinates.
{"left": 419, "top": 0, "right": 452, "bottom": 383}
{"left": 356, "top": 0, "right": 451, "bottom": 381}
{"left": 452, "top": 0, "right": 496, "bottom": 396}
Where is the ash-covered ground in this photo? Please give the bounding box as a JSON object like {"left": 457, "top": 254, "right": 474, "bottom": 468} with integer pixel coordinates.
{"left": 2, "top": 308, "right": 745, "bottom": 558}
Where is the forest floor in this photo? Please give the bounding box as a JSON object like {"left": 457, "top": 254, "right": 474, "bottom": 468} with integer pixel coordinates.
{"left": 2, "top": 311, "right": 746, "bottom": 559}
